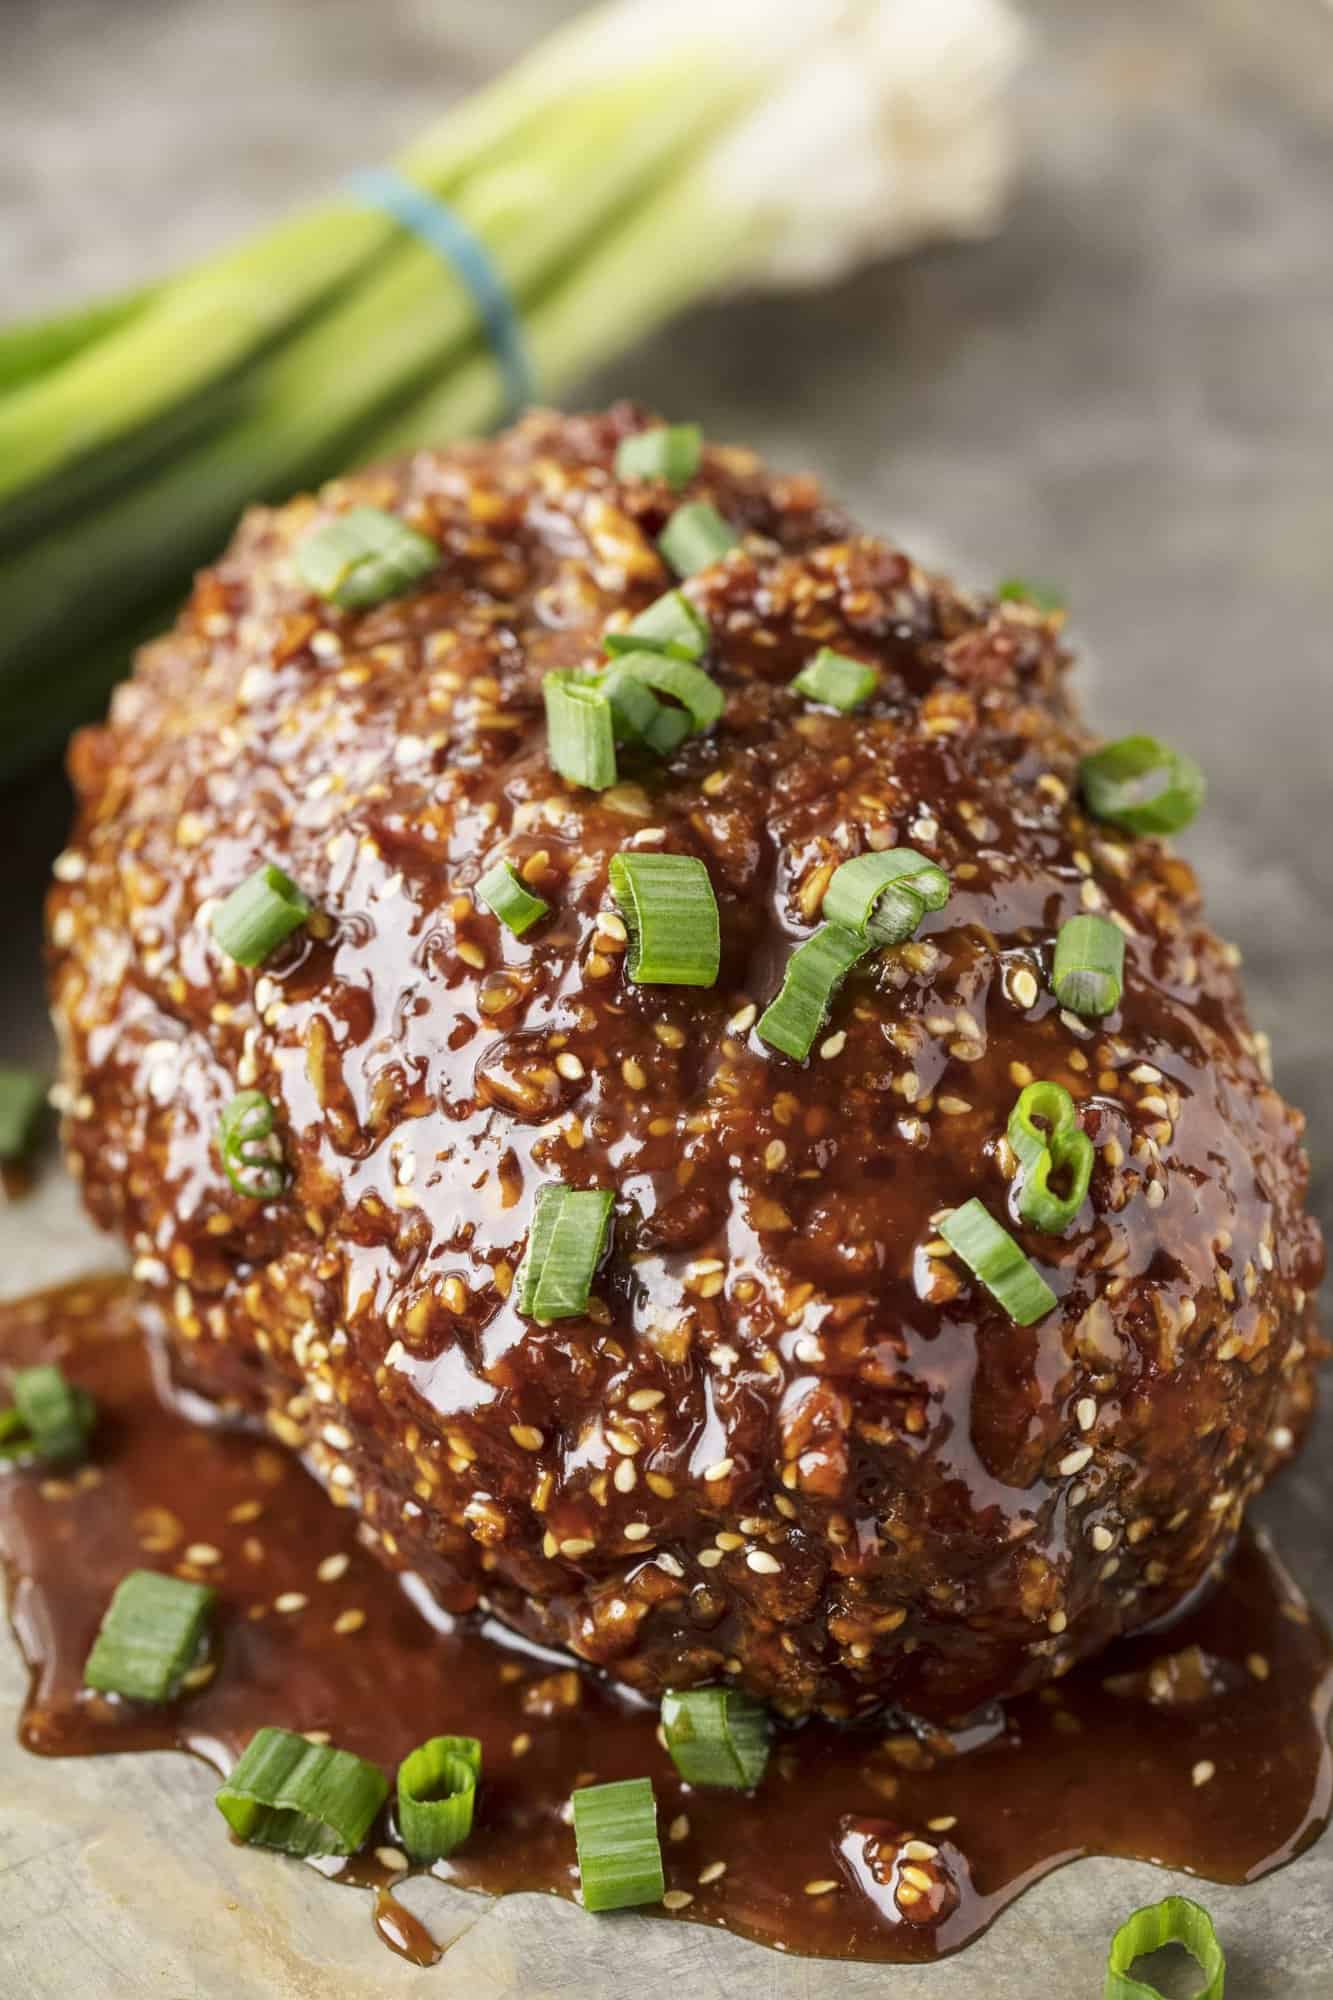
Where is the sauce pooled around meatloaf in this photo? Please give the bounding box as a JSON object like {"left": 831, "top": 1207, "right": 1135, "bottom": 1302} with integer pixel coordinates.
{"left": 47, "top": 406, "right": 1323, "bottom": 1724}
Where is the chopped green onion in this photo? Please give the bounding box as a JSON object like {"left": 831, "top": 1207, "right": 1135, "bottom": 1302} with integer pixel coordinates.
{"left": 217, "top": 1090, "right": 287, "bottom": 1202}
{"left": 1104, "top": 1896, "right": 1225, "bottom": 2000}
{"left": 1051, "top": 913, "right": 1125, "bottom": 1017}
{"left": 1007, "top": 1081, "right": 1093, "bottom": 1234}
{"left": 608, "top": 852, "right": 720, "bottom": 987}
{"left": 1080, "top": 734, "right": 1205, "bottom": 835}
{"left": 517, "top": 1183, "right": 615, "bottom": 1322}
{"left": 397, "top": 1734, "right": 481, "bottom": 1862}
{"left": 606, "top": 650, "right": 724, "bottom": 734}
{"left": 822, "top": 848, "right": 949, "bottom": 945}
{"left": 658, "top": 501, "right": 739, "bottom": 577}
{"left": 572, "top": 1777, "right": 664, "bottom": 1912}
{"left": 598, "top": 659, "right": 680, "bottom": 750}
{"left": 3, "top": 1363, "right": 96, "bottom": 1464}
{"left": 756, "top": 922, "right": 866, "bottom": 1062}
{"left": 997, "top": 577, "right": 1066, "bottom": 613}
{"left": 216, "top": 1725, "right": 389, "bottom": 1858}
{"left": 939, "top": 1198, "right": 1057, "bottom": 1325}
{"left": 477, "top": 859, "right": 550, "bottom": 938}
{"left": 543, "top": 672, "right": 617, "bottom": 790}
{"left": 604, "top": 589, "right": 708, "bottom": 663}
{"left": 83, "top": 1569, "right": 215, "bottom": 1703}
{"left": 294, "top": 505, "right": 438, "bottom": 609}
{"left": 661, "top": 1687, "right": 771, "bottom": 1790}
{"left": 791, "top": 647, "right": 878, "bottom": 712}
{"left": 0, "top": 1066, "right": 47, "bottom": 1162}
{"left": 615, "top": 423, "right": 702, "bottom": 488}
{"left": 211, "top": 862, "right": 311, "bottom": 967}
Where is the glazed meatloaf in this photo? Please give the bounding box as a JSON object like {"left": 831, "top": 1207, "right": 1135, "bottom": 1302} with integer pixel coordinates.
{"left": 48, "top": 407, "right": 1323, "bottom": 1724}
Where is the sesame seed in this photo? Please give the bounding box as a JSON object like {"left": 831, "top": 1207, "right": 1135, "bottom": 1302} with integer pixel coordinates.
{"left": 613, "top": 1458, "right": 637, "bottom": 1493}
{"left": 1047, "top": 1609, "right": 1068, "bottom": 1634}
{"left": 1010, "top": 967, "right": 1039, "bottom": 1009}
{"left": 669, "top": 1815, "right": 690, "bottom": 1842}
{"left": 698, "top": 1860, "right": 727, "bottom": 1885}
{"left": 804, "top": 1879, "right": 840, "bottom": 1897}
{"left": 900, "top": 1840, "right": 939, "bottom": 1860}
{"left": 274, "top": 1592, "right": 308, "bottom": 1614}
{"left": 746, "top": 1551, "right": 782, "bottom": 1574}
{"left": 662, "top": 1890, "right": 694, "bottom": 1911}
{"left": 555, "top": 1053, "right": 585, "bottom": 1081}
{"left": 926, "top": 1815, "right": 957, "bottom": 1832}
{"left": 901, "top": 1864, "right": 935, "bottom": 1892}
{"left": 623, "top": 1523, "right": 651, "bottom": 1541}
{"left": 1059, "top": 1446, "right": 1093, "bottom": 1476}
{"left": 703, "top": 1458, "right": 734, "bottom": 1483}
{"left": 820, "top": 1031, "right": 847, "bottom": 1060}
{"left": 316, "top": 1553, "right": 350, "bottom": 1582}
{"left": 715, "top": 1531, "right": 744, "bottom": 1551}
{"left": 1090, "top": 1525, "right": 1115, "bottom": 1552}
{"left": 560, "top": 1538, "right": 595, "bottom": 1557}
{"left": 184, "top": 1543, "right": 223, "bottom": 1566}
{"left": 1144, "top": 1179, "right": 1166, "bottom": 1208}
{"left": 512, "top": 1733, "right": 532, "bottom": 1757}
{"left": 605, "top": 1428, "right": 641, "bottom": 1456}
{"left": 627, "top": 1389, "right": 664, "bottom": 1411}
{"left": 510, "top": 1424, "right": 545, "bottom": 1452}
{"left": 1247, "top": 1653, "right": 1270, "bottom": 1681}
{"left": 376, "top": 1847, "right": 409, "bottom": 1873}
{"left": 1076, "top": 1397, "right": 1096, "bottom": 1431}
{"left": 698, "top": 1548, "right": 724, "bottom": 1568}
{"left": 727, "top": 1004, "right": 757, "bottom": 1034}
{"left": 333, "top": 1608, "right": 365, "bottom": 1635}
{"left": 1192, "top": 1760, "right": 1215, "bottom": 1787}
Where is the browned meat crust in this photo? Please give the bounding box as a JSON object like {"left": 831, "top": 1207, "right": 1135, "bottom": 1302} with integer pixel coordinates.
{"left": 48, "top": 407, "right": 1324, "bottom": 1722}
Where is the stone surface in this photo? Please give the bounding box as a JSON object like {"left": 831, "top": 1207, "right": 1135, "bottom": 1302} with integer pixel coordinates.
{"left": 1, "top": 1, "right": 1330, "bottom": 1995}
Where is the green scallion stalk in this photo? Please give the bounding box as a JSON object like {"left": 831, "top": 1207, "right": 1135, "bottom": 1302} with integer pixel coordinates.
{"left": 614, "top": 423, "right": 702, "bottom": 488}
{"left": 605, "top": 650, "right": 724, "bottom": 734}
{"left": 211, "top": 863, "right": 312, "bottom": 968}
{"left": 1104, "top": 1897, "right": 1224, "bottom": 2000}
{"left": 544, "top": 672, "right": 618, "bottom": 790}
{"left": 294, "top": 505, "right": 438, "bottom": 608}
{"left": 397, "top": 1735, "right": 482, "bottom": 1862}
{"left": 604, "top": 589, "right": 709, "bottom": 663}
{"left": 757, "top": 922, "right": 867, "bottom": 1062}
{"left": 516, "top": 1183, "right": 615, "bottom": 1322}
{"left": 822, "top": 848, "right": 949, "bottom": 944}
{"left": 217, "top": 1090, "right": 288, "bottom": 1202}
{"left": 791, "top": 647, "right": 878, "bottom": 711}
{"left": 216, "top": 1725, "right": 389, "bottom": 1858}
{"left": 1079, "top": 734, "right": 1205, "bottom": 835}
{"left": 996, "top": 577, "right": 1065, "bottom": 612}
{"left": 83, "top": 1569, "right": 215, "bottom": 1703}
{"left": 1007, "top": 1081, "right": 1093, "bottom": 1234}
{"left": 476, "top": 859, "right": 550, "bottom": 937}
{"left": 661, "top": 1687, "right": 771, "bottom": 1790}
{"left": 572, "top": 1777, "right": 665, "bottom": 1913}
{"left": 939, "top": 1198, "right": 1056, "bottom": 1325}
{"left": 608, "top": 852, "right": 721, "bottom": 986}
{"left": 658, "top": 501, "right": 740, "bottom": 577}
{"left": 0, "top": 1065, "right": 48, "bottom": 1162}
{"left": 1051, "top": 913, "right": 1125, "bottom": 1017}
{"left": 1, "top": 1363, "right": 96, "bottom": 1465}
{"left": 597, "top": 660, "right": 690, "bottom": 755}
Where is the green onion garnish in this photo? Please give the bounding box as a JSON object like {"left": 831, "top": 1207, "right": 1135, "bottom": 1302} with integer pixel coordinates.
{"left": 939, "top": 1198, "right": 1057, "bottom": 1325}
{"left": 572, "top": 1777, "right": 665, "bottom": 1912}
{"left": 543, "top": 671, "right": 618, "bottom": 790}
{"left": 397, "top": 1734, "right": 481, "bottom": 1862}
{"left": 0, "top": 1066, "right": 47, "bottom": 1162}
{"left": 1007, "top": 1080, "right": 1093, "bottom": 1234}
{"left": 216, "top": 1725, "right": 389, "bottom": 1858}
{"left": 1051, "top": 913, "right": 1125, "bottom": 1017}
{"left": 517, "top": 1183, "right": 615, "bottom": 1322}
{"left": 997, "top": 577, "right": 1066, "bottom": 612}
{"left": 476, "top": 859, "right": 550, "bottom": 938}
{"left": 83, "top": 1569, "right": 215, "bottom": 1703}
{"left": 211, "top": 862, "right": 311, "bottom": 967}
{"left": 1080, "top": 734, "right": 1205, "bottom": 835}
{"left": 791, "top": 647, "right": 878, "bottom": 712}
{"left": 217, "top": 1090, "right": 287, "bottom": 1202}
{"left": 605, "top": 650, "right": 724, "bottom": 735}
{"left": 614, "top": 424, "right": 702, "bottom": 489}
{"left": 608, "top": 853, "right": 721, "bottom": 987}
{"left": 661, "top": 1687, "right": 771, "bottom": 1790}
{"left": 294, "top": 505, "right": 438, "bottom": 609}
{"left": 822, "top": 848, "right": 950, "bottom": 945}
{"left": 604, "top": 589, "right": 708, "bottom": 663}
{"left": 598, "top": 659, "right": 681, "bottom": 752}
{"left": 1, "top": 1363, "right": 96, "bottom": 1464}
{"left": 1104, "top": 1896, "right": 1224, "bottom": 2000}
{"left": 658, "top": 502, "right": 739, "bottom": 578}
{"left": 756, "top": 922, "right": 865, "bottom": 1062}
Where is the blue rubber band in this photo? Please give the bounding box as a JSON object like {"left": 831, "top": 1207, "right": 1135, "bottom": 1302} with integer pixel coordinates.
{"left": 345, "top": 166, "right": 535, "bottom": 419}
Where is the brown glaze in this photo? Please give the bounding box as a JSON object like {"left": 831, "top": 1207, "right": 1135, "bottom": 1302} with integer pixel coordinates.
{"left": 2, "top": 1278, "right": 1329, "bottom": 1966}
{"left": 44, "top": 410, "right": 1324, "bottom": 1729}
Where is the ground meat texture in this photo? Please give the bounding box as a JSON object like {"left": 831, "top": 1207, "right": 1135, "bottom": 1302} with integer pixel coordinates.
{"left": 48, "top": 407, "right": 1324, "bottom": 1724}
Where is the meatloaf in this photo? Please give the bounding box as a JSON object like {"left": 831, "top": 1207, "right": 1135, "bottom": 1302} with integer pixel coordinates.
{"left": 47, "top": 406, "right": 1323, "bottom": 1723}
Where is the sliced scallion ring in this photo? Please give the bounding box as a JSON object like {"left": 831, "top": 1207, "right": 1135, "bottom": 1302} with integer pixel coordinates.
{"left": 1051, "top": 914, "right": 1125, "bottom": 1017}
{"left": 1080, "top": 734, "right": 1205, "bottom": 835}
{"left": 516, "top": 1184, "right": 615, "bottom": 1322}
{"left": 0, "top": 1066, "right": 48, "bottom": 1162}
{"left": 4, "top": 1363, "right": 95, "bottom": 1464}
{"left": 939, "top": 1198, "right": 1057, "bottom": 1325}
{"left": 83, "top": 1569, "right": 215, "bottom": 1703}
{"left": 658, "top": 501, "right": 739, "bottom": 578}
{"left": 756, "top": 922, "right": 866, "bottom": 1062}
{"left": 1007, "top": 1081, "right": 1093, "bottom": 1234}
{"left": 218, "top": 1090, "right": 287, "bottom": 1202}
{"left": 661, "top": 1687, "right": 771, "bottom": 1790}
{"left": 1104, "top": 1896, "right": 1225, "bottom": 2000}
{"left": 791, "top": 648, "right": 878, "bottom": 712}
{"left": 216, "top": 1725, "right": 389, "bottom": 1857}
{"left": 822, "top": 848, "right": 949, "bottom": 945}
{"left": 294, "top": 505, "right": 438, "bottom": 609}
{"left": 543, "top": 671, "right": 617, "bottom": 790}
{"left": 607, "top": 650, "right": 724, "bottom": 734}
{"left": 211, "top": 862, "right": 311, "bottom": 967}
{"left": 608, "top": 852, "right": 720, "bottom": 987}
{"left": 397, "top": 1734, "right": 481, "bottom": 1862}
{"left": 615, "top": 424, "right": 701, "bottom": 488}
{"left": 572, "top": 1776, "right": 664, "bottom": 1912}
{"left": 476, "top": 859, "right": 550, "bottom": 938}
{"left": 997, "top": 577, "right": 1066, "bottom": 613}
{"left": 604, "top": 589, "right": 708, "bottom": 663}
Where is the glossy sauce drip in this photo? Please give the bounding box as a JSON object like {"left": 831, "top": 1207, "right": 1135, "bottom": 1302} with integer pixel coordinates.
{"left": 2, "top": 1279, "right": 1329, "bottom": 1967}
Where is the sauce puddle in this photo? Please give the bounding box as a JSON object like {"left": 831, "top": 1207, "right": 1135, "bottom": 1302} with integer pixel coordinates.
{"left": 3, "top": 1277, "right": 1330, "bottom": 1966}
